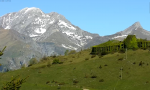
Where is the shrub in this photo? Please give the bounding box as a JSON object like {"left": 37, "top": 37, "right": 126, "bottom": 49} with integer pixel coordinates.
{"left": 84, "top": 74, "right": 89, "bottom": 78}
{"left": 139, "top": 61, "right": 143, "bottom": 66}
{"left": 21, "top": 64, "right": 26, "bottom": 68}
{"left": 28, "top": 58, "right": 38, "bottom": 67}
{"left": 46, "top": 81, "right": 50, "bottom": 84}
{"left": 68, "top": 50, "right": 76, "bottom": 55}
{"left": 58, "top": 82, "right": 65, "bottom": 85}
{"left": 39, "top": 64, "right": 47, "bottom": 68}
{"left": 111, "top": 51, "right": 115, "bottom": 54}
{"left": 101, "top": 51, "right": 108, "bottom": 56}
{"left": 118, "top": 57, "right": 124, "bottom": 61}
{"left": 38, "top": 71, "right": 41, "bottom": 73}
{"left": 85, "top": 58, "right": 89, "bottom": 60}
{"left": 99, "top": 79, "right": 104, "bottom": 82}
{"left": 59, "top": 62, "right": 63, "bottom": 64}
{"left": 99, "top": 65, "right": 102, "bottom": 69}
{"left": 64, "top": 50, "right": 69, "bottom": 55}
{"left": 72, "top": 56, "right": 75, "bottom": 58}
{"left": 51, "top": 54, "right": 56, "bottom": 58}
{"left": 73, "top": 79, "right": 79, "bottom": 84}
{"left": 118, "top": 49, "right": 126, "bottom": 53}
{"left": 143, "top": 48, "right": 147, "bottom": 50}
{"left": 104, "top": 64, "right": 108, "bottom": 66}
{"left": 41, "top": 55, "right": 48, "bottom": 61}
{"left": 47, "top": 61, "right": 51, "bottom": 67}
{"left": 1, "top": 75, "right": 29, "bottom": 90}
{"left": 91, "top": 55, "right": 96, "bottom": 58}
{"left": 52, "top": 59, "right": 59, "bottom": 64}
{"left": 91, "top": 75, "right": 97, "bottom": 78}
{"left": 133, "top": 62, "right": 136, "bottom": 64}
{"left": 133, "top": 47, "right": 138, "bottom": 51}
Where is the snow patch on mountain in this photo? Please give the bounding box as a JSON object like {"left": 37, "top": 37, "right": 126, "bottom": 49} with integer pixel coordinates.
{"left": 112, "top": 35, "right": 127, "bottom": 39}
{"left": 4, "top": 26, "right": 11, "bottom": 29}
{"left": 49, "top": 19, "right": 55, "bottom": 24}
{"left": 58, "top": 20, "right": 76, "bottom": 30}
{"left": 29, "top": 34, "right": 39, "bottom": 37}
{"left": 62, "top": 31, "right": 82, "bottom": 40}
{"left": 23, "top": 7, "right": 44, "bottom": 14}
{"left": 34, "top": 28, "right": 46, "bottom": 34}
{"left": 62, "top": 44, "right": 77, "bottom": 50}
{"left": 85, "top": 36, "right": 93, "bottom": 39}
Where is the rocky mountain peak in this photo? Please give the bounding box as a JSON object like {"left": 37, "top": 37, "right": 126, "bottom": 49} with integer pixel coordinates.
{"left": 19, "top": 7, "right": 43, "bottom": 14}
{"left": 132, "top": 21, "right": 142, "bottom": 28}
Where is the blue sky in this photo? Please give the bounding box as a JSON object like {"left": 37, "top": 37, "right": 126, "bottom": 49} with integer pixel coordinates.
{"left": 0, "top": 0, "right": 150, "bottom": 36}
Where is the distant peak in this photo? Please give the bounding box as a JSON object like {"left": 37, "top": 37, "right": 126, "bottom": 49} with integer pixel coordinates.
{"left": 132, "top": 21, "right": 142, "bottom": 28}
{"left": 19, "top": 7, "right": 43, "bottom": 14}
{"left": 49, "top": 12, "right": 60, "bottom": 15}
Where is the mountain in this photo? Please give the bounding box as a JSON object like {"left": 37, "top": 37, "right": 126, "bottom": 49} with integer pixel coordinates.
{"left": 0, "top": 7, "right": 149, "bottom": 71}
{"left": 104, "top": 22, "right": 150, "bottom": 41}
{"left": 0, "top": 7, "right": 108, "bottom": 71}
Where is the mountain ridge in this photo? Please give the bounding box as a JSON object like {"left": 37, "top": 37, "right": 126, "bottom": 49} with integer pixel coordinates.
{"left": 0, "top": 7, "right": 108, "bottom": 71}
{"left": 0, "top": 7, "right": 149, "bottom": 71}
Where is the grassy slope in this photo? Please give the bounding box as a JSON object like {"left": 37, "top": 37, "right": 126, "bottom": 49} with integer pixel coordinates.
{"left": 93, "top": 40, "right": 122, "bottom": 47}
{"left": 0, "top": 48, "right": 150, "bottom": 90}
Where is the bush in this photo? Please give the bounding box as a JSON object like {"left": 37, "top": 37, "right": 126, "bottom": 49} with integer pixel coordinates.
{"left": 47, "top": 61, "right": 51, "bottom": 67}
{"left": 85, "top": 58, "right": 89, "bottom": 60}
{"left": 91, "top": 75, "right": 97, "bottom": 78}
{"left": 133, "top": 47, "right": 138, "bottom": 51}
{"left": 52, "top": 59, "right": 59, "bottom": 64}
{"left": 118, "top": 57, "right": 124, "bottom": 61}
{"left": 41, "top": 56, "right": 48, "bottom": 61}
{"left": 72, "top": 56, "right": 75, "bottom": 58}
{"left": 59, "top": 62, "right": 63, "bottom": 64}
{"left": 133, "top": 62, "right": 136, "bottom": 64}
{"left": 99, "top": 79, "right": 104, "bottom": 82}
{"left": 39, "top": 64, "right": 47, "bottom": 68}
{"left": 118, "top": 49, "right": 126, "bottom": 53}
{"left": 28, "top": 58, "right": 38, "bottom": 67}
{"left": 101, "top": 51, "right": 108, "bottom": 56}
{"left": 143, "top": 48, "right": 147, "bottom": 50}
{"left": 46, "top": 81, "right": 50, "bottom": 84}
{"left": 84, "top": 74, "right": 89, "bottom": 78}
{"left": 64, "top": 50, "right": 69, "bottom": 55}
{"left": 73, "top": 79, "right": 79, "bottom": 84}
{"left": 91, "top": 55, "right": 96, "bottom": 58}
{"left": 68, "top": 50, "right": 76, "bottom": 55}
{"left": 21, "top": 64, "right": 26, "bottom": 68}
{"left": 58, "top": 82, "right": 65, "bottom": 85}
{"left": 99, "top": 65, "right": 102, "bottom": 69}
{"left": 104, "top": 64, "right": 108, "bottom": 66}
{"left": 1, "top": 75, "right": 29, "bottom": 90}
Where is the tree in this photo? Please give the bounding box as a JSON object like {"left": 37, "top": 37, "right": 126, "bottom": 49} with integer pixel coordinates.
{"left": 28, "top": 58, "right": 38, "bottom": 67}
{"left": 123, "top": 35, "right": 138, "bottom": 49}
{"left": 0, "top": 46, "right": 6, "bottom": 57}
{"left": 0, "top": 46, "right": 6, "bottom": 66}
{"left": 1, "top": 75, "right": 29, "bottom": 90}
{"left": 68, "top": 50, "right": 76, "bottom": 55}
{"left": 64, "top": 50, "right": 69, "bottom": 55}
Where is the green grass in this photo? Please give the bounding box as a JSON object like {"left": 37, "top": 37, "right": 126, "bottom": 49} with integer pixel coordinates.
{"left": 0, "top": 48, "right": 150, "bottom": 90}
{"left": 93, "top": 40, "right": 122, "bottom": 47}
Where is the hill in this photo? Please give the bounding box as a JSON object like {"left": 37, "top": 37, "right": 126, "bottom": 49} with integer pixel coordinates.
{"left": 0, "top": 47, "right": 150, "bottom": 90}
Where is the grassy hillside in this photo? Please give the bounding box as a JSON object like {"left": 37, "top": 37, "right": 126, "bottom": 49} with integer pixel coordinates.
{"left": 0, "top": 48, "right": 150, "bottom": 90}
{"left": 93, "top": 40, "right": 122, "bottom": 47}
